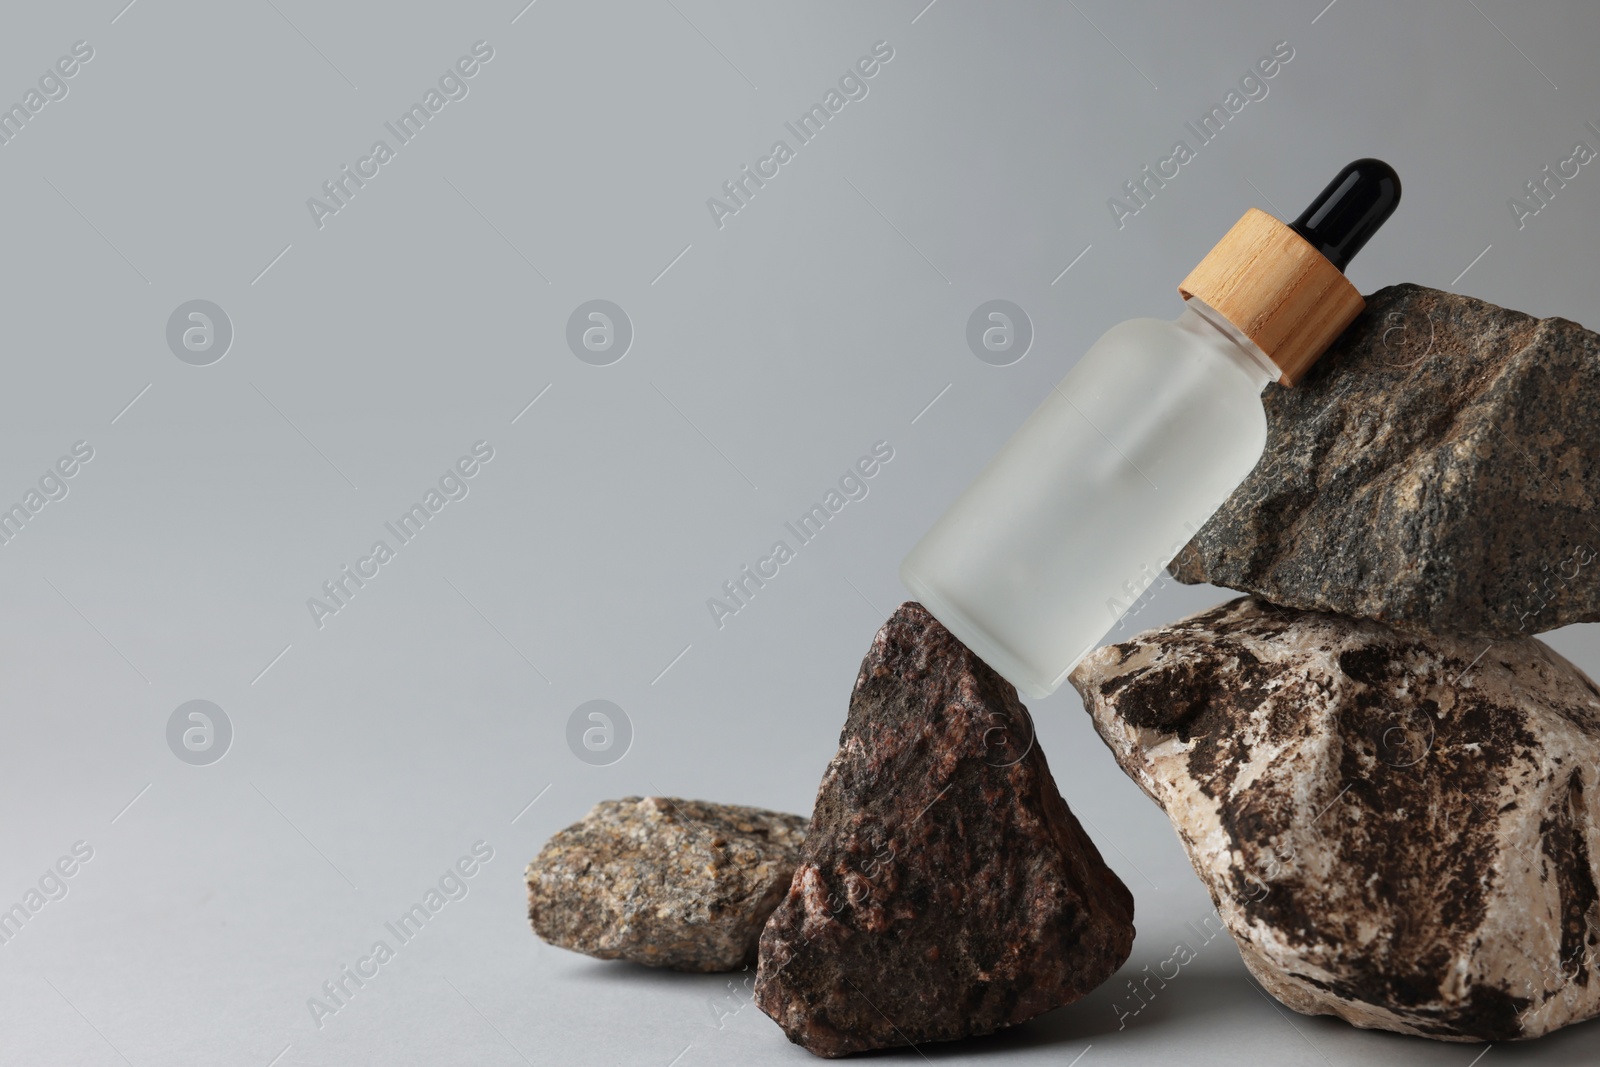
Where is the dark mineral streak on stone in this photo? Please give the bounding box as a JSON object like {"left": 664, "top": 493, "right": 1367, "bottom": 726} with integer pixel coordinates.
{"left": 1072, "top": 597, "right": 1600, "bottom": 1041}
{"left": 754, "top": 602, "right": 1134, "bottom": 1058}
{"left": 1170, "top": 283, "right": 1600, "bottom": 638}
{"left": 526, "top": 796, "right": 807, "bottom": 972}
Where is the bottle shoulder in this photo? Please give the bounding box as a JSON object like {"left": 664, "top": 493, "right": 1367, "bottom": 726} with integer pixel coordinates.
{"left": 1078, "top": 313, "right": 1274, "bottom": 392}
{"left": 1093, "top": 315, "right": 1171, "bottom": 339}
{"left": 1080, "top": 316, "right": 1216, "bottom": 367}
{"left": 1094, "top": 313, "right": 1221, "bottom": 344}
{"left": 1084, "top": 316, "right": 1204, "bottom": 359}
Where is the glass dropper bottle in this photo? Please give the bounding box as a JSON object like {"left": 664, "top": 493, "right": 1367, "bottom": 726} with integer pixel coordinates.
{"left": 900, "top": 159, "right": 1401, "bottom": 698}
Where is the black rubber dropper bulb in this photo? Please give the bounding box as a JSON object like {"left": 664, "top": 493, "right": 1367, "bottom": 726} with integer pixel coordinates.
{"left": 1288, "top": 158, "right": 1401, "bottom": 272}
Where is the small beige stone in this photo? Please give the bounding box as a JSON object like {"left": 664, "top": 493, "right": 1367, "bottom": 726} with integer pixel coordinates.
{"left": 527, "top": 796, "right": 806, "bottom": 972}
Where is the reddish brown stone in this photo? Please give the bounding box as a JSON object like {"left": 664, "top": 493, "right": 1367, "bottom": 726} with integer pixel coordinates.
{"left": 753, "top": 602, "right": 1134, "bottom": 1057}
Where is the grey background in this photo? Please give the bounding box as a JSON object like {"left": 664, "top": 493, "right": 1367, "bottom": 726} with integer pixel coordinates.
{"left": 1, "top": 1, "right": 1597, "bottom": 1063}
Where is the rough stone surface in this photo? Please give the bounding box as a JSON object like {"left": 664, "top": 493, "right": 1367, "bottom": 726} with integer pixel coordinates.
{"left": 526, "top": 796, "right": 807, "bottom": 972}
{"left": 754, "top": 602, "right": 1135, "bottom": 1058}
{"left": 1071, "top": 596, "right": 1600, "bottom": 1042}
{"left": 1170, "top": 282, "right": 1600, "bottom": 639}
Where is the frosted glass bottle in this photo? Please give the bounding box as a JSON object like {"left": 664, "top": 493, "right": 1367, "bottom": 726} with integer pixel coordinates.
{"left": 901, "top": 301, "right": 1275, "bottom": 697}
{"left": 902, "top": 159, "right": 1401, "bottom": 698}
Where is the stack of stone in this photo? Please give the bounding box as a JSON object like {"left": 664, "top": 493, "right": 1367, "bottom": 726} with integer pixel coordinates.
{"left": 1070, "top": 282, "right": 1600, "bottom": 1042}
{"left": 527, "top": 283, "right": 1600, "bottom": 1053}
{"left": 527, "top": 604, "right": 1138, "bottom": 1057}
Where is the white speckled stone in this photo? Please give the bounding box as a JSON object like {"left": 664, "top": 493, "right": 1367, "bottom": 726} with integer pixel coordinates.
{"left": 1071, "top": 597, "right": 1600, "bottom": 1042}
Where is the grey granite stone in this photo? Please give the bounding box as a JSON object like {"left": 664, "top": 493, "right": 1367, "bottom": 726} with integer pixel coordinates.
{"left": 1171, "top": 283, "right": 1600, "bottom": 638}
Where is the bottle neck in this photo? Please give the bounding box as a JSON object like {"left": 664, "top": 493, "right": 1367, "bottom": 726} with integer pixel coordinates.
{"left": 1175, "top": 297, "right": 1279, "bottom": 389}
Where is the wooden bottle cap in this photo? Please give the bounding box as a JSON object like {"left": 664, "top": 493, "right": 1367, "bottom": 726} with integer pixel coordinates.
{"left": 1177, "top": 207, "right": 1365, "bottom": 386}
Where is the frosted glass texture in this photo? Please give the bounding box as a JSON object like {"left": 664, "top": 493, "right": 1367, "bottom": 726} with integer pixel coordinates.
{"left": 901, "top": 303, "right": 1276, "bottom": 698}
